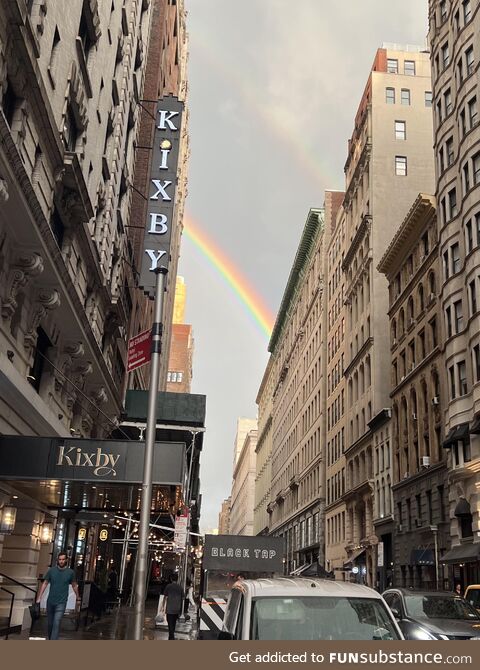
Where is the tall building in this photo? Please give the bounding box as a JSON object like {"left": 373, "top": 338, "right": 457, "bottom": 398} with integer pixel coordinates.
{"left": 378, "top": 194, "right": 449, "bottom": 590}
{"left": 127, "top": 0, "right": 189, "bottom": 392}
{"left": 233, "top": 417, "right": 258, "bottom": 467}
{"left": 254, "top": 358, "right": 274, "bottom": 536}
{"left": 218, "top": 497, "right": 231, "bottom": 535}
{"left": 341, "top": 46, "right": 435, "bottom": 587}
{"left": 166, "top": 277, "right": 194, "bottom": 393}
{"left": 428, "top": 0, "right": 480, "bottom": 584}
{"left": 324, "top": 193, "right": 348, "bottom": 576}
{"left": 0, "top": 0, "right": 188, "bottom": 628}
{"left": 229, "top": 425, "right": 257, "bottom": 536}
{"left": 258, "top": 208, "right": 327, "bottom": 572}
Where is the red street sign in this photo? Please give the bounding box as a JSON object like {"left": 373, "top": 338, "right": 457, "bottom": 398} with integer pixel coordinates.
{"left": 127, "top": 329, "right": 152, "bottom": 373}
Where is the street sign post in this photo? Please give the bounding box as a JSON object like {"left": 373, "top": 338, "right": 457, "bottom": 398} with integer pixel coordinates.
{"left": 127, "top": 329, "right": 152, "bottom": 373}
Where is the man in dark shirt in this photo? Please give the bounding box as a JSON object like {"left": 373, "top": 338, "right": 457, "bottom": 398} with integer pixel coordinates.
{"left": 36, "top": 552, "right": 80, "bottom": 639}
{"left": 162, "top": 573, "right": 184, "bottom": 640}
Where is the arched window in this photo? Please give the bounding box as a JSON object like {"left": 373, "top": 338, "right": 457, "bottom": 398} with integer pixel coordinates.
{"left": 418, "top": 283, "right": 424, "bottom": 312}
{"left": 399, "top": 308, "right": 405, "bottom": 333}
{"left": 428, "top": 271, "right": 436, "bottom": 294}
{"left": 391, "top": 318, "right": 397, "bottom": 342}
{"left": 407, "top": 296, "right": 415, "bottom": 323}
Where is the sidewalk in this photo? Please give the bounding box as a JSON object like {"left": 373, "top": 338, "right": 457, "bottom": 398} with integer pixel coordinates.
{"left": 13, "top": 601, "right": 197, "bottom": 640}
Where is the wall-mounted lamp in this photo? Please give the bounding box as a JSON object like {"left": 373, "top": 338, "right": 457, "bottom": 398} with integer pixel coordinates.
{"left": 39, "top": 521, "right": 54, "bottom": 545}
{"left": 0, "top": 505, "right": 17, "bottom": 534}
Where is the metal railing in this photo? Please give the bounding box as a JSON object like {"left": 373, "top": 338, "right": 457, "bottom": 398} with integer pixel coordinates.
{"left": 0, "top": 586, "right": 15, "bottom": 639}
{"left": 0, "top": 572, "right": 37, "bottom": 639}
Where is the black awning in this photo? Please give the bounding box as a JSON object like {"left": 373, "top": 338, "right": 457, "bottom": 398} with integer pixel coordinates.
{"left": 443, "top": 423, "right": 470, "bottom": 448}
{"left": 454, "top": 498, "right": 471, "bottom": 517}
{"left": 470, "top": 414, "right": 480, "bottom": 434}
{"left": 343, "top": 547, "right": 366, "bottom": 568}
{"left": 440, "top": 543, "right": 480, "bottom": 564}
{"left": 410, "top": 548, "right": 435, "bottom": 566}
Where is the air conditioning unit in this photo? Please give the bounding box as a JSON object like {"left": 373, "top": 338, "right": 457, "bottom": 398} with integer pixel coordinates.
{"left": 397, "top": 524, "right": 403, "bottom": 532}
{"left": 428, "top": 293, "right": 435, "bottom": 303}
{"left": 408, "top": 318, "right": 416, "bottom": 328}
{"left": 392, "top": 338, "right": 397, "bottom": 346}
{"left": 415, "top": 519, "right": 422, "bottom": 527}
{"left": 421, "top": 456, "right": 431, "bottom": 468}
{"left": 401, "top": 375, "right": 406, "bottom": 381}
{"left": 432, "top": 396, "right": 440, "bottom": 405}
{"left": 403, "top": 472, "right": 409, "bottom": 479}
{"left": 412, "top": 413, "right": 417, "bottom": 420}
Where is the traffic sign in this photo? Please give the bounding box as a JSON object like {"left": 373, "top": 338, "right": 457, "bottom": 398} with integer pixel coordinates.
{"left": 127, "top": 329, "right": 152, "bottom": 373}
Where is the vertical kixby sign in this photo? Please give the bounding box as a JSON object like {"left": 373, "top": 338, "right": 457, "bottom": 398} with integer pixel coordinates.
{"left": 139, "top": 96, "right": 184, "bottom": 299}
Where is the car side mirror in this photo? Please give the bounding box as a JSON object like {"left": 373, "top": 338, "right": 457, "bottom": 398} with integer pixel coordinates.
{"left": 218, "top": 631, "right": 234, "bottom": 640}
{"left": 390, "top": 607, "right": 401, "bottom": 620}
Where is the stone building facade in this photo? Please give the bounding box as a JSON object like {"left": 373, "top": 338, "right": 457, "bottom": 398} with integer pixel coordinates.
{"left": 341, "top": 46, "right": 435, "bottom": 586}
{"left": 378, "top": 193, "right": 449, "bottom": 590}
{"left": 254, "top": 358, "right": 274, "bottom": 536}
{"left": 0, "top": 0, "right": 184, "bottom": 627}
{"left": 230, "top": 428, "right": 257, "bottom": 537}
{"left": 259, "top": 208, "right": 327, "bottom": 572}
{"left": 428, "top": 0, "right": 480, "bottom": 586}
{"left": 324, "top": 193, "right": 348, "bottom": 576}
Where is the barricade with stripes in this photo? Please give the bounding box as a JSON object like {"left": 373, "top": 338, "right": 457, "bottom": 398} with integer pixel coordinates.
{"left": 199, "top": 596, "right": 227, "bottom": 638}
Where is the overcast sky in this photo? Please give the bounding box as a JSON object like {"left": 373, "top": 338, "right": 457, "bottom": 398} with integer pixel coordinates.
{"left": 178, "top": 0, "right": 430, "bottom": 531}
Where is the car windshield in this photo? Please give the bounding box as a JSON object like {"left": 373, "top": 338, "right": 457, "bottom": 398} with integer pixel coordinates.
{"left": 250, "top": 596, "right": 400, "bottom": 640}
{"left": 404, "top": 595, "right": 480, "bottom": 621}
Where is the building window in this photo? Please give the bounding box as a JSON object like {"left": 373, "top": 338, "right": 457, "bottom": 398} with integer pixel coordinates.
{"left": 466, "top": 220, "right": 473, "bottom": 252}
{"left": 451, "top": 242, "right": 461, "bottom": 274}
{"left": 63, "top": 104, "right": 79, "bottom": 152}
{"left": 444, "top": 88, "right": 452, "bottom": 116}
{"left": 440, "top": 0, "right": 447, "bottom": 22}
{"left": 449, "top": 365, "right": 456, "bottom": 399}
{"left": 454, "top": 299, "right": 463, "bottom": 332}
{"left": 28, "top": 327, "right": 52, "bottom": 393}
{"left": 50, "top": 206, "right": 65, "bottom": 248}
{"left": 386, "top": 87, "right": 395, "bottom": 104}
{"left": 79, "top": 0, "right": 95, "bottom": 59}
{"left": 1, "top": 78, "right": 18, "bottom": 128}
{"left": 387, "top": 58, "right": 398, "bottom": 74}
{"left": 473, "top": 343, "right": 480, "bottom": 382}
{"left": 463, "top": 163, "right": 471, "bottom": 193}
{"left": 401, "top": 89, "right": 411, "bottom": 105}
{"left": 468, "top": 96, "right": 478, "bottom": 128}
{"left": 472, "top": 152, "right": 480, "bottom": 185}
{"left": 460, "top": 109, "right": 467, "bottom": 136}
{"left": 445, "top": 305, "right": 452, "bottom": 338}
{"left": 463, "top": 0, "right": 472, "bottom": 22}
{"left": 425, "top": 91, "right": 432, "bottom": 107}
{"left": 442, "top": 42, "right": 450, "bottom": 69}
{"left": 458, "top": 360, "right": 468, "bottom": 395}
{"left": 404, "top": 60, "right": 415, "bottom": 76}
{"left": 446, "top": 137, "right": 454, "bottom": 166}
{"left": 469, "top": 280, "right": 477, "bottom": 315}
{"left": 395, "top": 155, "right": 407, "bottom": 176}
{"left": 448, "top": 187, "right": 457, "bottom": 218}
{"left": 476, "top": 212, "right": 480, "bottom": 245}
{"left": 466, "top": 46, "right": 474, "bottom": 76}
{"left": 395, "top": 120, "right": 406, "bottom": 140}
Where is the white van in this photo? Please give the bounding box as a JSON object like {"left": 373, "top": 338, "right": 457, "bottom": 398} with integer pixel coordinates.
{"left": 219, "top": 578, "right": 404, "bottom": 640}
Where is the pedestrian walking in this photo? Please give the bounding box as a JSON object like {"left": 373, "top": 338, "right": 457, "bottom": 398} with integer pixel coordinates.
{"left": 162, "top": 573, "right": 184, "bottom": 640}
{"left": 36, "top": 552, "right": 80, "bottom": 640}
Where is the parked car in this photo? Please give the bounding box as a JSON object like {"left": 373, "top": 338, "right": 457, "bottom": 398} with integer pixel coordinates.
{"left": 464, "top": 585, "right": 480, "bottom": 614}
{"left": 218, "top": 578, "right": 403, "bottom": 640}
{"left": 382, "top": 588, "right": 480, "bottom": 640}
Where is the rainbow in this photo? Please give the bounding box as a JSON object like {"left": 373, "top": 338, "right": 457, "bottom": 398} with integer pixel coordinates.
{"left": 190, "top": 33, "right": 343, "bottom": 191}
{"left": 183, "top": 214, "right": 275, "bottom": 340}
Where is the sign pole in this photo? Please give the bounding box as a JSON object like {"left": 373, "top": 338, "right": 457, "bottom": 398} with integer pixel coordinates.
{"left": 132, "top": 266, "right": 167, "bottom": 640}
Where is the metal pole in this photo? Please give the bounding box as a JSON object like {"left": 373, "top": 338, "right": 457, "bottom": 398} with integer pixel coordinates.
{"left": 180, "top": 431, "right": 197, "bottom": 619}
{"left": 434, "top": 529, "right": 439, "bottom": 591}
{"left": 132, "top": 267, "right": 167, "bottom": 640}
{"left": 119, "top": 515, "right": 132, "bottom": 597}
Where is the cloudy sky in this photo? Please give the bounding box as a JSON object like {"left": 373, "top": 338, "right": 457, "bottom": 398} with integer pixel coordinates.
{"left": 177, "top": 0, "right": 430, "bottom": 531}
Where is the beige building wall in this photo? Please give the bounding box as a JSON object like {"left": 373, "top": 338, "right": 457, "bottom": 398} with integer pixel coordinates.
{"left": 378, "top": 193, "right": 449, "bottom": 589}
{"left": 230, "top": 429, "right": 257, "bottom": 536}
{"left": 233, "top": 417, "right": 258, "bottom": 468}
{"left": 342, "top": 46, "right": 435, "bottom": 587}
{"left": 254, "top": 358, "right": 274, "bottom": 536}
{"left": 428, "top": 0, "right": 480, "bottom": 582}
{"left": 260, "top": 208, "right": 327, "bottom": 572}
{"left": 325, "top": 197, "right": 348, "bottom": 576}
{"left": 218, "top": 497, "right": 231, "bottom": 535}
